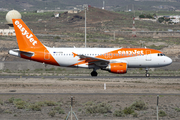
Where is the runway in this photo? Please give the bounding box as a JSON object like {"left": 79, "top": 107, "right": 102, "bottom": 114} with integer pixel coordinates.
{"left": 0, "top": 75, "right": 180, "bottom": 96}
{"left": 0, "top": 75, "right": 180, "bottom": 79}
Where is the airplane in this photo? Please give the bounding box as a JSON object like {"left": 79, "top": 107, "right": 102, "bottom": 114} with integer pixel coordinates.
{"left": 9, "top": 19, "right": 172, "bottom": 77}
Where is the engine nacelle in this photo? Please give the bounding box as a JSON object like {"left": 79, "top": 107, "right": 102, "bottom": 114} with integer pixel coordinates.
{"left": 106, "top": 63, "right": 127, "bottom": 74}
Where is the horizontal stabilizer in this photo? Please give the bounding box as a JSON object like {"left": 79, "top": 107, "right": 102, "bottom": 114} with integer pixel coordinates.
{"left": 8, "top": 49, "right": 34, "bottom": 57}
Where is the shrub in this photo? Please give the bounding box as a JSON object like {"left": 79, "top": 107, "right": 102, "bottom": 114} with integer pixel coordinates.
{"left": 35, "top": 101, "right": 45, "bottom": 107}
{"left": 28, "top": 104, "right": 41, "bottom": 111}
{"left": 159, "top": 110, "right": 167, "bottom": 117}
{"left": 54, "top": 106, "right": 61, "bottom": 111}
{"left": 175, "top": 108, "right": 180, "bottom": 112}
{"left": 54, "top": 36, "right": 60, "bottom": 39}
{"left": 45, "top": 101, "right": 57, "bottom": 106}
{"left": 13, "top": 99, "right": 27, "bottom": 109}
{"left": 48, "top": 110, "right": 56, "bottom": 117}
{"left": 85, "top": 102, "right": 112, "bottom": 114}
{"left": 8, "top": 97, "right": 14, "bottom": 103}
{"left": 4, "top": 110, "right": 12, "bottom": 114}
{"left": 0, "top": 99, "right": 3, "bottom": 105}
{"left": 131, "top": 100, "right": 148, "bottom": 111}
{"left": 123, "top": 107, "right": 134, "bottom": 115}
{"left": 113, "top": 108, "right": 125, "bottom": 117}
{"left": 132, "top": 112, "right": 138, "bottom": 117}
{"left": 158, "top": 17, "right": 164, "bottom": 23}
{"left": 84, "top": 101, "right": 94, "bottom": 106}
{"left": 59, "top": 108, "right": 65, "bottom": 114}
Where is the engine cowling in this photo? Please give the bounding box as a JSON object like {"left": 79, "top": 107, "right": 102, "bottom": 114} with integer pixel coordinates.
{"left": 106, "top": 63, "right": 127, "bottom": 74}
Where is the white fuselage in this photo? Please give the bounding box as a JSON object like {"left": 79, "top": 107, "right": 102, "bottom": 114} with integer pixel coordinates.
{"left": 46, "top": 47, "right": 172, "bottom": 69}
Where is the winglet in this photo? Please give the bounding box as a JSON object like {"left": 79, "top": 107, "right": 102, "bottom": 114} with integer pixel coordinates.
{"left": 72, "top": 52, "right": 78, "bottom": 57}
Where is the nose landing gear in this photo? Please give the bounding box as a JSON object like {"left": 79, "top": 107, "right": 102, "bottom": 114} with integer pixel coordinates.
{"left": 145, "top": 68, "right": 150, "bottom": 77}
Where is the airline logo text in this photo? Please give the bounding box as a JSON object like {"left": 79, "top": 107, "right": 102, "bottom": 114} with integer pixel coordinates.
{"left": 118, "top": 50, "right": 144, "bottom": 54}
{"left": 15, "top": 20, "right": 37, "bottom": 46}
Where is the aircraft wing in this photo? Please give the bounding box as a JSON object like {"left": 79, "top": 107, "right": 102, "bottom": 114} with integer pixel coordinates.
{"left": 72, "top": 52, "right": 109, "bottom": 64}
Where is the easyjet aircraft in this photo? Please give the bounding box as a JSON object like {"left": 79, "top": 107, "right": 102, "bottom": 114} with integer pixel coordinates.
{"left": 9, "top": 19, "right": 172, "bottom": 77}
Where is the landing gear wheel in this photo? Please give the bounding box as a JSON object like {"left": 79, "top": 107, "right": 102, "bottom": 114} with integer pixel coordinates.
{"left": 146, "top": 73, "right": 150, "bottom": 77}
{"left": 145, "top": 68, "right": 150, "bottom": 77}
{"left": 91, "top": 71, "right": 98, "bottom": 77}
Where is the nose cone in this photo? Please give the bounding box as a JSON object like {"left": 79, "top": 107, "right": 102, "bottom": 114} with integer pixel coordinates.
{"left": 166, "top": 57, "right": 172, "bottom": 65}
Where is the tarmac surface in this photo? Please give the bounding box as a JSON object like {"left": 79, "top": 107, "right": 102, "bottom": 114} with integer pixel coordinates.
{"left": 1, "top": 75, "right": 180, "bottom": 79}
{"left": 0, "top": 75, "right": 180, "bottom": 96}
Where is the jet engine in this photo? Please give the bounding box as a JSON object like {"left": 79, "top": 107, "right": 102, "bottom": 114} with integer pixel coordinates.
{"left": 106, "top": 63, "right": 127, "bottom": 74}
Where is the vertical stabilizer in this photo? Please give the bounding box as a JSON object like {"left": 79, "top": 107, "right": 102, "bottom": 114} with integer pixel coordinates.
{"left": 12, "top": 19, "right": 44, "bottom": 51}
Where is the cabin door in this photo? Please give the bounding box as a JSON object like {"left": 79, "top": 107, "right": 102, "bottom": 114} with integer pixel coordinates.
{"left": 146, "top": 50, "right": 151, "bottom": 61}
{"left": 44, "top": 49, "right": 50, "bottom": 60}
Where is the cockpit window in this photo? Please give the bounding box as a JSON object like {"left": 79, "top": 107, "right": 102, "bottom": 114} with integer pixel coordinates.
{"left": 158, "top": 53, "right": 165, "bottom": 56}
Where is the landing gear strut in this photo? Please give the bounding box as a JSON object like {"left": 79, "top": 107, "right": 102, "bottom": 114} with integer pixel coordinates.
{"left": 91, "top": 70, "right": 98, "bottom": 77}
{"left": 145, "top": 68, "right": 150, "bottom": 77}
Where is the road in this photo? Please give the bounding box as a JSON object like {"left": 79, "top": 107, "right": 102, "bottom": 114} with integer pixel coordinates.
{"left": 0, "top": 92, "right": 180, "bottom": 95}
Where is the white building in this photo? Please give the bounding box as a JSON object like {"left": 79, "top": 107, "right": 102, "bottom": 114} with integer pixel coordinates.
{"left": 171, "top": 19, "right": 179, "bottom": 23}
{"left": 0, "top": 29, "right": 15, "bottom": 36}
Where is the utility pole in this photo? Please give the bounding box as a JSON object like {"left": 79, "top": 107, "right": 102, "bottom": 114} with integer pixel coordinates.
{"left": 132, "top": 17, "right": 136, "bottom": 37}
{"left": 66, "top": 96, "right": 78, "bottom": 120}
{"left": 102, "top": 1, "right": 105, "bottom": 9}
{"left": 114, "top": 31, "right": 115, "bottom": 41}
{"left": 71, "top": 96, "right": 73, "bottom": 120}
{"left": 84, "top": 4, "right": 88, "bottom": 48}
{"left": 132, "top": 4, "right": 135, "bottom": 17}
{"left": 157, "top": 95, "right": 159, "bottom": 120}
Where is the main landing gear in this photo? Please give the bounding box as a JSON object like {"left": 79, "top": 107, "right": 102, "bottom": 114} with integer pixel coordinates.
{"left": 91, "top": 69, "right": 98, "bottom": 77}
{"left": 145, "top": 68, "right": 150, "bottom": 77}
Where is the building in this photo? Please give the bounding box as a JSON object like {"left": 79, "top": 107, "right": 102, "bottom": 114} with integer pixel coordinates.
{"left": 68, "top": 10, "right": 81, "bottom": 14}
{"left": 0, "top": 29, "right": 15, "bottom": 36}
{"left": 0, "top": 10, "right": 21, "bottom": 36}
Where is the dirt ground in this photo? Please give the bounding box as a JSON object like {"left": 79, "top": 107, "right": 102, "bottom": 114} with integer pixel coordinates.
{"left": 0, "top": 77, "right": 180, "bottom": 120}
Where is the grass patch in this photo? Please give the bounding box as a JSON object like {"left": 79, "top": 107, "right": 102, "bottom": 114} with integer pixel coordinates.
{"left": 85, "top": 102, "right": 112, "bottom": 114}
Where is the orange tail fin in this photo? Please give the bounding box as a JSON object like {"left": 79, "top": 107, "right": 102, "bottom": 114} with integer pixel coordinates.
{"left": 12, "top": 19, "right": 44, "bottom": 51}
